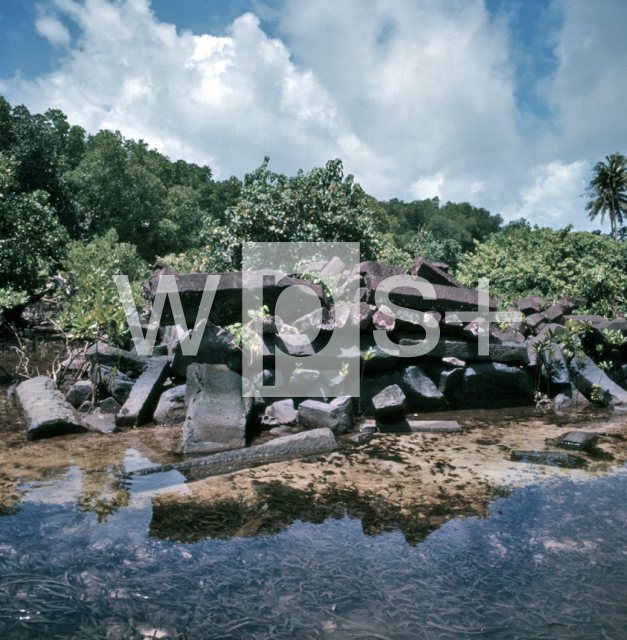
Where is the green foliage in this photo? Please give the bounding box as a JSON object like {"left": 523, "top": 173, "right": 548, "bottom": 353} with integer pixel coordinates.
{"left": 456, "top": 224, "right": 627, "bottom": 316}
{"left": 0, "top": 153, "right": 68, "bottom": 302}
{"left": 0, "top": 287, "right": 28, "bottom": 321}
{"left": 585, "top": 153, "right": 627, "bottom": 239}
{"left": 372, "top": 196, "right": 502, "bottom": 259}
{"left": 195, "top": 158, "right": 382, "bottom": 272}
{"left": 61, "top": 229, "right": 150, "bottom": 345}
{"left": 407, "top": 230, "right": 463, "bottom": 269}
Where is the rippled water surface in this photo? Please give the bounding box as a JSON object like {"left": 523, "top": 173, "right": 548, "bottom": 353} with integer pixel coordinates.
{"left": 1, "top": 451, "right": 626, "bottom": 639}
{"left": 2, "top": 345, "right": 627, "bottom": 639}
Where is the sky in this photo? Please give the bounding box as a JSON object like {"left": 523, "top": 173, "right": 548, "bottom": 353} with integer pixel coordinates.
{"left": 0, "top": 0, "right": 625, "bottom": 231}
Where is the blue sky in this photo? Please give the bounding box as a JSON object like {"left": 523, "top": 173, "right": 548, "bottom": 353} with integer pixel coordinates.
{"left": 1, "top": 0, "right": 626, "bottom": 231}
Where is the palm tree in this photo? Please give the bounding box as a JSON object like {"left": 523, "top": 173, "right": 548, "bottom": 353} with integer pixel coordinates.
{"left": 585, "top": 153, "right": 627, "bottom": 239}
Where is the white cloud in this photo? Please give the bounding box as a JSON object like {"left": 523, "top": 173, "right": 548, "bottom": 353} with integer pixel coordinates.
{"left": 506, "top": 159, "right": 589, "bottom": 226}
{"left": 1, "top": 0, "right": 625, "bottom": 233}
{"left": 35, "top": 13, "right": 71, "bottom": 47}
{"left": 410, "top": 173, "right": 444, "bottom": 200}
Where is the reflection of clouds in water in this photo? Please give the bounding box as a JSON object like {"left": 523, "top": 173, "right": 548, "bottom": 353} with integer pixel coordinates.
{"left": 20, "top": 466, "right": 83, "bottom": 506}
{"left": 16, "top": 449, "right": 190, "bottom": 546}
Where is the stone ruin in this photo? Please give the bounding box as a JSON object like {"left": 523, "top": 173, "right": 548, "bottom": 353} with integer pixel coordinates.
{"left": 13, "top": 256, "right": 627, "bottom": 469}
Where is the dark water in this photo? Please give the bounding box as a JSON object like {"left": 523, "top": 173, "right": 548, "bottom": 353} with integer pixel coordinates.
{"left": 1, "top": 448, "right": 626, "bottom": 639}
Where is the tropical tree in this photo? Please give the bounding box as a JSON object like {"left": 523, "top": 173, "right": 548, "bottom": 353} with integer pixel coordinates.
{"left": 585, "top": 153, "right": 627, "bottom": 239}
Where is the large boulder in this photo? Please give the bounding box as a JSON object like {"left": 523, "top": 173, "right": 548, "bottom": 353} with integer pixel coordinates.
{"left": 16, "top": 376, "right": 87, "bottom": 440}
{"left": 153, "top": 385, "right": 186, "bottom": 426}
{"left": 180, "top": 364, "right": 253, "bottom": 454}
{"left": 450, "top": 363, "right": 534, "bottom": 410}
{"left": 570, "top": 355, "right": 627, "bottom": 406}
{"left": 116, "top": 357, "right": 171, "bottom": 427}
{"left": 395, "top": 365, "right": 448, "bottom": 411}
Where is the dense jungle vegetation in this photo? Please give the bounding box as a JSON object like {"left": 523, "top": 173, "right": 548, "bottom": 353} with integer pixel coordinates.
{"left": 1, "top": 97, "right": 626, "bottom": 344}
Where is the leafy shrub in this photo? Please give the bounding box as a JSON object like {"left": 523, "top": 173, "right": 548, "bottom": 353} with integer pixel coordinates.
{"left": 195, "top": 158, "right": 383, "bottom": 272}
{"left": 61, "top": 229, "right": 150, "bottom": 345}
{"left": 456, "top": 224, "right": 627, "bottom": 316}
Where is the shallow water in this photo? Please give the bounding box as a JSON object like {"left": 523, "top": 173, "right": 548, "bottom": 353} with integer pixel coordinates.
{"left": 1, "top": 452, "right": 627, "bottom": 639}
{"left": 2, "top": 346, "right": 627, "bottom": 639}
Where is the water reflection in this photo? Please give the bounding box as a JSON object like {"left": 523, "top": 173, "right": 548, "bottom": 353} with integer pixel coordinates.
{"left": 0, "top": 466, "right": 626, "bottom": 639}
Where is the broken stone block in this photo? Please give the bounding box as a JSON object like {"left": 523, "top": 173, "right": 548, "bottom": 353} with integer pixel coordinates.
{"left": 348, "top": 432, "right": 372, "bottom": 444}
{"left": 170, "top": 321, "right": 241, "bottom": 377}
{"left": 116, "top": 357, "right": 170, "bottom": 427}
{"left": 357, "top": 419, "right": 377, "bottom": 434}
{"left": 320, "top": 256, "right": 346, "bottom": 275}
{"left": 395, "top": 365, "right": 447, "bottom": 411}
{"left": 85, "top": 342, "right": 149, "bottom": 378}
{"left": 93, "top": 365, "right": 135, "bottom": 405}
{"left": 330, "top": 396, "right": 353, "bottom": 433}
{"left": 558, "top": 431, "right": 598, "bottom": 451}
{"left": 82, "top": 410, "right": 117, "bottom": 435}
{"left": 153, "top": 385, "right": 186, "bottom": 426}
{"left": 570, "top": 356, "right": 627, "bottom": 406}
{"left": 372, "top": 306, "right": 396, "bottom": 332}
{"left": 399, "top": 336, "right": 529, "bottom": 365}
{"left": 16, "top": 376, "right": 87, "bottom": 440}
{"left": 98, "top": 397, "right": 121, "bottom": 415}
{"left": 65, "top": 380, "right": 93, "bottom": 408}
{"left": 553, "top": 384, "right": 590, "bottom": 410}
{"left": 180, "top": 364, "right": 253, "bottom": 454}
{"left": 265, "top": 399, "right": 297, "bottom": 425}
{"left": 442, "top": 356, "right": 465, "bottom": 368}
{"left": 298, "top": 398, "right": 352, "bottom": 434}
{"left": 372, "top": 384, "right": 406, "bottom": 422}
{"left": 408, "top": 257, "right": 464, "bottom": 288}
{"left": 450, "top": 363, "right": 534, "bottom": 410}
{"left": 514, "top": 295, "right": 546, "bottom": 315}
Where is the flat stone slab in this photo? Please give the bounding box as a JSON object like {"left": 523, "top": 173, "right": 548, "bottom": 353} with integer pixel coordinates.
{"left": 399, "top": 337, "right": 529, "bottom": 365}
{"left": 116, "top": 357, "right": 170, "bottom": 427}
{"left": 146, "top": 271, "right": 327, "bottom": 327}
{"left": 16, "top": 376, "right": 87, "bottom": 440}
{"left": 558, "top": 431, "right": 598, "bottom": 451}
{"left": 130, "top": 428, "right": 338, "bottom": 477}
{"left": 510, "top": 450, "right": 587, "bottom": 468}
{"left": 407, "top": 420, "right": 462, "bottom": 433}
{"left": 82, "top": 411, "right": 117, "bottom": 435}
